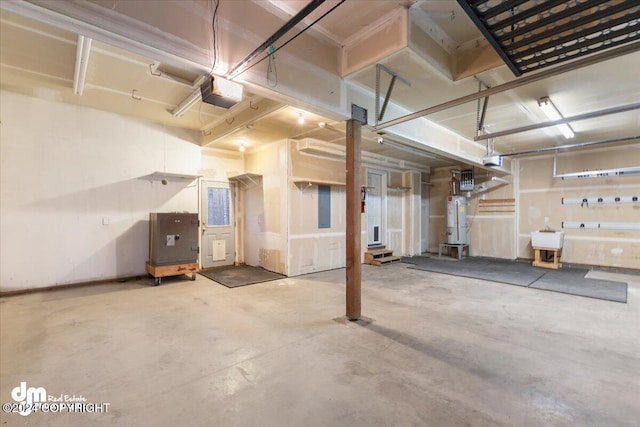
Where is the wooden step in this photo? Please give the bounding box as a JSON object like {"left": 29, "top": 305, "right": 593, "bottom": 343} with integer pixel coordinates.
{"left": 369, "top": 256, "right": 401, "bottom": 266}
{"left": 365, "top": 249, "right": 393, "bottom": 264}
{"left": 365, "top": 248, "right": 393, "bottom": 257}
{"left": 367, "top": 245, "right": 386, "bottom": 250}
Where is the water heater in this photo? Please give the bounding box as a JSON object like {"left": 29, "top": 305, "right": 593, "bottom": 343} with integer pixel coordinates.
{"left": 445, "top": 195, "right": 467, "bottom": 244}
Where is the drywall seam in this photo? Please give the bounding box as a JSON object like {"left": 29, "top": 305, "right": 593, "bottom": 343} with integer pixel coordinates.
{"left": 513, "top": 158, "right": 521, "bottom": 259}
{"left": 286, "top": 139, "right": 292, "bottom": 276}
{"left": 1, "top": 63, "right": 73, "bottom": 84}
{"left": 197, "top": 178, "right": 203, "bottom": 267}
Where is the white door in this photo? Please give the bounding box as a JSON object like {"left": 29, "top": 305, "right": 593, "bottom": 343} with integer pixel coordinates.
{"left": 200, "top": 180, "right": 235, "bottom": 269}
{"left": 366, "top": 171, "right": 383, "bottom": 246}
{"left": 421, "top": 182, "right": 430, "bottom": 254}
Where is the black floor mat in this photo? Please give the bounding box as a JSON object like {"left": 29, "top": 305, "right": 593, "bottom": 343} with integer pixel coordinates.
{"left": 199, "top": 265, "right": 285, "bottom": 288}
{"left": 401, "top": 255, "right": 431, "bottom": 265}
{"left": 530, "top": 269, "right": 627, "bottom": 303}
{"left": 404, "top": 256, "right": 627, "bottom": 303}
{"left": 407, "top": 257, "right": 546, "bottom": 287}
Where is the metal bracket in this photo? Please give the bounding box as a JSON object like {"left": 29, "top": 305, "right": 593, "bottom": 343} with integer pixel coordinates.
{"left": 149, "top": 63, "right": 162, "bottom": 76}
{"left": 351, "top": 104, "right": 368, "bottom": 125}
{"left": 375, "top": 64, "right": 411, "bottom": 125}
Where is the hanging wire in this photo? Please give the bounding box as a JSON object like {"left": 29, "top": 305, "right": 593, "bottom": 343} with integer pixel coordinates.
{"left": 229, "top": 0, "right": 347, "bottom": 80}
{"left": 476, "top": 79, "right": 482, "bottom": 137}
{"left": 267, "top": 45, "right": 278, "bottom": 87}
{"left": 209, "top": 0, "right": 220, "bottom": 75}
{"left": 199, "top": 0, "right": 220, "bottom": 125}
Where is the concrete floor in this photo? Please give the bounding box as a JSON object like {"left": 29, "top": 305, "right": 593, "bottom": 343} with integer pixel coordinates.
{"left": 1, "top": 263, "right": 639, "bottom": 426}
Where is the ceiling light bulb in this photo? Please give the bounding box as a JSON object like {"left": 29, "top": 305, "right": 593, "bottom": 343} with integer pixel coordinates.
{"left": 297, "top": 113, "right": 305, "bottom": 125}
{"left": 239, "top": 145, "right": 245, "bottom": 152}
{"left": 318, "top": 122, "right": 326, "bottom": 128}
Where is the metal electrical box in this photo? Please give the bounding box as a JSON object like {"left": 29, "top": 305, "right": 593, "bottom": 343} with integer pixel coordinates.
{"left": 460, "top": 169, "right": 474, "bottom": 191}
{"left": 149, "top": 212, "right": 199, "bottom": 265}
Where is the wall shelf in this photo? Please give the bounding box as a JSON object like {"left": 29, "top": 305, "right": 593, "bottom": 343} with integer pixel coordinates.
{"left": 229, "top": 173, "right": 262, "bottom": 190}
{"left": 292, "top": 178, "right": 346, "bottom": 189}
{"left": 149, "top": 171, "right": 200, "bottom": 182}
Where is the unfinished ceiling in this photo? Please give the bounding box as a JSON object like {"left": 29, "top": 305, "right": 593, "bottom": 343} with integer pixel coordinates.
{"left": 1, "top": 0, "right": 639, "bottom": 167}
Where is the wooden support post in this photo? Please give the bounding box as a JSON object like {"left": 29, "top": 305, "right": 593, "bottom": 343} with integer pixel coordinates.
{"left": 346, "top": 119, "right": 362, "bottom": 320}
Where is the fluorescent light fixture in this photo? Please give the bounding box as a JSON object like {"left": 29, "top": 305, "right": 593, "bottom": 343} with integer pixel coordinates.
{"left": 538, "top": 96, "right": 574, "bottom": 139}
{"left": 200, "top": 75, "right": 243, "bottom": 109}
{"left": 73, "top": 35, "right": 92, "bottom": 96}
{"left": 172, "top": 89, "right": 202, "bottom": 117}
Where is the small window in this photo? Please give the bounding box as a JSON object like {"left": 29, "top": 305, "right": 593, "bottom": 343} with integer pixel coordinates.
{"left": 207, "top": 187, "right": 230, "bottom": 226}
{"left": 318, "top": 185, "right": 331, "bottom": 229}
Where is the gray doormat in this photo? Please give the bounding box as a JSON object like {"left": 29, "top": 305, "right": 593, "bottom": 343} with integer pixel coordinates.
{"left": 407, "top": 257, "right": 546, "bottom": 287}
{"left": 404, "top": 256, "right": 627, "bottom": 303}
{"left": 529, "top": 269, "right": 627, "bottom": 303}
{"left": 199, "top": 265, "right": 285, "bottom": 288}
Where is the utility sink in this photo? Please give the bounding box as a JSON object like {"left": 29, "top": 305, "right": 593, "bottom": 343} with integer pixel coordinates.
{"left": 531, "top": 231, "right": 564, "bottom": 249}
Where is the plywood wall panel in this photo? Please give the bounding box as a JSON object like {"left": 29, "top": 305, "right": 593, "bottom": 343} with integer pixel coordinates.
{"left": 469, "top": 217, "right": 516, "bottom": 258}
{"left": 290, "top": 184, "right": 346, "bottom": 235}
{"left": 290, "top": 143, "right": 346, "bottom": 184}
{"left": 289, "top": 236, "right": 345, "bottom": 276}
{"left": 518, "top": 145, "right": 640, "bottom": 270}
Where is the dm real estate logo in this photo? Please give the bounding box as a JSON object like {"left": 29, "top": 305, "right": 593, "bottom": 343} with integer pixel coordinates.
{"left": 4, "top": 381, "right": 111, "bottom": 416}
{"left": 11, "top": 382, "right": 46, "bottom": 416}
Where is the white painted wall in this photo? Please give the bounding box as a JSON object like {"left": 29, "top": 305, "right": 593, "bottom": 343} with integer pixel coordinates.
{"left": 0, "top": 91, "right": 202, "bottom": 291}
{"left": 243, "top": 141, "right": 289, "bottom": 275}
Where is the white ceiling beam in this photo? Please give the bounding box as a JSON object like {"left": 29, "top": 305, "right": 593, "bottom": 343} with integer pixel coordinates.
{"left": 201, "top": 98, "right": 285, "bottom": 145}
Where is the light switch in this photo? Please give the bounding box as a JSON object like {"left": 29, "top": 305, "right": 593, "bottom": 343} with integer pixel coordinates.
{"left": 102, "top": 217, "right": 109, "bottom": 225}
